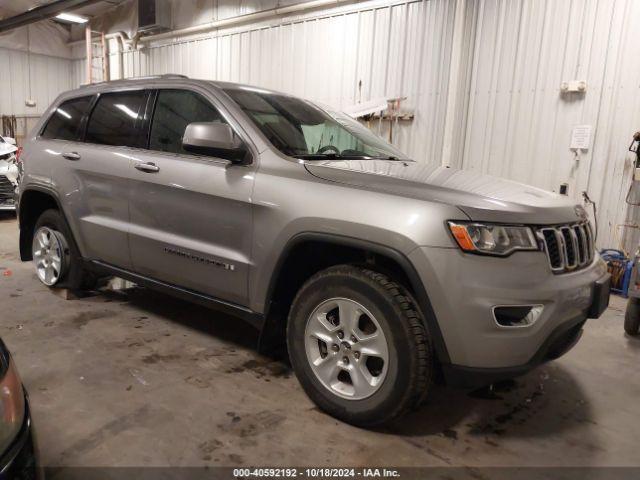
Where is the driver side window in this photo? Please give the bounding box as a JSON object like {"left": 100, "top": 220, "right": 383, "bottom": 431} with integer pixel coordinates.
{"left": 149, "top": 89, "right": 226, "bottom": 155}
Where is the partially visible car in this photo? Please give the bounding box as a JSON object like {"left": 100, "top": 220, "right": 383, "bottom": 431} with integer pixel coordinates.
{"left": 0, "top": 338, "right": 39, "bottom": 479}
{"left": 0, "top": 136, "right": 19, "bottom": 212}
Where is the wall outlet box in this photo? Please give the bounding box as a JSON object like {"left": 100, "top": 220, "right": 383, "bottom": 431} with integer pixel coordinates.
{"left": 561, "top": 80, "right": 587, "bottom": 93}
{"left": 25, "top": 99, "right": 36, "bottom": 107}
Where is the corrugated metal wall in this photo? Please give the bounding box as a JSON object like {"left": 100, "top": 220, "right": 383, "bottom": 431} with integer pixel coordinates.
{"left": 0, "top": 47, "right": 73, "bottom": 143}
{"left": 67, "top": 0, "right": 640, "bottom": 251}
{"left": 461, "top": 0, "right": 640, "bottom": 251}
{"left": 0, "top": 48, "right": 73, "bottom": 117}
{"left": 74, "top": 0, "right": 457, "bottom": 163}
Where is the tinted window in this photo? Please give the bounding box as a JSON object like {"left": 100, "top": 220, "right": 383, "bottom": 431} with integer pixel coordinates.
{"left": 149, "top": 90, "right": 225, "bottom": 155}
{"left": 86, "top": 91, "right": 148, "bottom": 147}
{"left": 41, "top": 96, "right": 93, "bottom": 141}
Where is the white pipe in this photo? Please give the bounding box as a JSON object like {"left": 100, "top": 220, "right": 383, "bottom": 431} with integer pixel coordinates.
{"left": 440, "top": 0, "right": 467, "bottom": 168}
{"left": 85, "top": 24, "right": 92, "bottom": 84}
{"left": 139, "top": 0, "right": 354, "bottom": 43}
{"left": 68, "top": 29, "right": 136, "bottom": 47}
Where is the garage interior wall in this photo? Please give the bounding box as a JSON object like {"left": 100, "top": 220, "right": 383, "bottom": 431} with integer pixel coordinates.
{"left": 0, "top": 23, "right": 74, "bottom": 143}
{"left": 71, "top": 0, "right": 459, "bottom": 168}
{"left": 462, "top": 0, "right": 640, "bottom": 256}
{"left": 2, "top": 0, "right": 638, "bottom": 253}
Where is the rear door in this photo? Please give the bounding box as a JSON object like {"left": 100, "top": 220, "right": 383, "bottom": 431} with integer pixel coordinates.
{"left": 53, "top": 89, "right": 150, "bottom": 269}
{"left": 127, "top": 88, "right": 255, "bottom": 306}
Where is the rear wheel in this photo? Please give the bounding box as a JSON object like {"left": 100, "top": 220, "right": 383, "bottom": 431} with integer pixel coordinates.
{"left": 625, "top": 297, "right": 640, "bottom": 336}
{"left": 32, "top": 226, "right": 68, "bottom": 286}
{"left": 287, "top": 265, "right": 432, "bottom": 427}
{"left": 32, "top": 209, "right": 96, "bottom": 290}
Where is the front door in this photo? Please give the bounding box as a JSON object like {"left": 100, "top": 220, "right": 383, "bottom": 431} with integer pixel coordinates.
{"left": 128, "top": 88, "right": 254, "bottom": 307}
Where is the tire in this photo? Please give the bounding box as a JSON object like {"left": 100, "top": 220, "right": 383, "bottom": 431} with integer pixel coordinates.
{"left": 32, "top": 209, "right": 96, "bottom": 290}
{"left": 287, "top": 265, "right": 432, "bottom": 427}
{"left": 625, "top": 298, "right": 640, "bottom": 336}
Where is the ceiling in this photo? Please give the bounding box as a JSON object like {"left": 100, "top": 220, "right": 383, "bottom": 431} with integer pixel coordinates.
{"left": 0, "top": 0, "right": 127, "bottom": 22}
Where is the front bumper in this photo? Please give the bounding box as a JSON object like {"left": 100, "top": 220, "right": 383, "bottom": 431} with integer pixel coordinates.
{"left": 0, "top": 173, "right": 18, "bottom": 211}
{"left": 0, "top": 396, "right": 39, "bottom": 480}
{"left": 409, "top": 246, "right": 610, "bottom": 386}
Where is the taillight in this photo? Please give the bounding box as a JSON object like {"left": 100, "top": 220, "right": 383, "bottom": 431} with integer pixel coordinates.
{"left": 15, "top": 147, "right": 23, "bottom": 163}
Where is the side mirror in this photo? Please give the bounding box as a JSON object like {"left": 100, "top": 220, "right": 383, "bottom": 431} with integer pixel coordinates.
{"left": 3, "top": 137, "right": 16, "bottom": 146}
{"left": 182, "top": 122, "right": 248, "bottom": 163}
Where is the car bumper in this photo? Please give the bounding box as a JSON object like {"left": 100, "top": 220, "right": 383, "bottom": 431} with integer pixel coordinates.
{"left": 0, "top": 395, "right": 40, "bottom": 480}
{"left": 409, "top": 246, "right": 610, "bottom": 386}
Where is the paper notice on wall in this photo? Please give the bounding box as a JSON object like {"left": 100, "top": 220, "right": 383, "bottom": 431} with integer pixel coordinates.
{"left": 570, "top": 125, "right": 592, "bottom": 150}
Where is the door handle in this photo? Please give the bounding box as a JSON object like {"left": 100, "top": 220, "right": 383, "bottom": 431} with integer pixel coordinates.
{"left": 134, "top": 162, "right": 160, "bottom": 173}
{"left": 62, "top": 152, "right": 81, "bottom": 161}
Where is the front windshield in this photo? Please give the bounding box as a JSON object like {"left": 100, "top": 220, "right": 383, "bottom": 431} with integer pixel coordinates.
{"left": 223, "top": 87, "right": 408, "bottom": 160}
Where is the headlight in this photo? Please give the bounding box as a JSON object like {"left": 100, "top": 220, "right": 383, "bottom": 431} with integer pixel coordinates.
{"left": 448, "top": 221, "right": 538, "bottom": 256}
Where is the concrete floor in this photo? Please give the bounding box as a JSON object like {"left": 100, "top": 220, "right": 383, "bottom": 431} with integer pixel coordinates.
{"left": 1, "top": 212, "right": 639, "bottom": 470}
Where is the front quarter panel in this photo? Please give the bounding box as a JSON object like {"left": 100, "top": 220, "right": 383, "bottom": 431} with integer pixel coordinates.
{"left": 249, "top": 152, "right": 465, "bottom": 313}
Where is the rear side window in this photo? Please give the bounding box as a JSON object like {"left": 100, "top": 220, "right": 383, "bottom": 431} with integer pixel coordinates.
{"left": 41, "top": 96, "right": 93, "bottom": 141}
{"left": 149, "top": 89, "right": 225, "bottom": 155}
{"left": 85, "top": 91, "right": 148, "bottom": 148}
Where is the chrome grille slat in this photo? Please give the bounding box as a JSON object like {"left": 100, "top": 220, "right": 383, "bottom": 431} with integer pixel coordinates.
{"left": 585, "top": 223, "right": 594, "bottom": 261}
{"left": 538, "top": 221, "right": 594, "bottom": 274}
{"left": 574, "top": 225, "right": 587, "bottom": 265}
{"left": 0, "top": 175, "right": 14, "bottom": 200}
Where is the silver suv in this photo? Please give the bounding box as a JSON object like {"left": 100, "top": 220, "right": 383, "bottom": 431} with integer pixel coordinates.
{"left": 17, "top": 75, "right": 611, "bottom": 426}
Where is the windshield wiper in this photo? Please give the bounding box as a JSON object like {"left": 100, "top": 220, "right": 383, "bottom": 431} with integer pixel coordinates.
{"left": 293, "top": 153, "right": 408, "bottom": 161}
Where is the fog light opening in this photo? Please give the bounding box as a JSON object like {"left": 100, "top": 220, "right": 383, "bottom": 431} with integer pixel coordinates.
{"left": 493, "top": 305, "right": 544, "bottom": 328}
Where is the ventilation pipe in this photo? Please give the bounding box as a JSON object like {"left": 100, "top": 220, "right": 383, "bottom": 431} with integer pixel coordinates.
{"left": 138, "top": 0, "right": 354, "bottom": 43}
{"left": 70, "top": 0, "right": 354, "bottom": 80}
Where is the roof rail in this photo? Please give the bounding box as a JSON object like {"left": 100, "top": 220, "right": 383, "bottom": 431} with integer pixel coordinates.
{"left": 79, "top": 73, "right": 189, "bottom": 88}
{"left": 157, "top": 74, "right": 189, "bottom": 79}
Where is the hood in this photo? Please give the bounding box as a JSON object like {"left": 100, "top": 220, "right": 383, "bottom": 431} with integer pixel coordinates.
{"left": 305, "top": 160, "right": 584, "bottom": 225}
{"left": 0, "top": 143, "right": 17, "bottom": 157}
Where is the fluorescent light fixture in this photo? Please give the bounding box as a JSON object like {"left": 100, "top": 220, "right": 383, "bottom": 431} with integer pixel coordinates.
{"left": 55, "top": 12, "right": 89, "bottom": 23}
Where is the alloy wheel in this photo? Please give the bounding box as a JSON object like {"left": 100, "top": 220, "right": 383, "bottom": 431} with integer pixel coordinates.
{"left": 304, "top": 297, "right": 389, "bottom": 400}
{"left": 32, "top": 226, "right": 67, "bottom": 286}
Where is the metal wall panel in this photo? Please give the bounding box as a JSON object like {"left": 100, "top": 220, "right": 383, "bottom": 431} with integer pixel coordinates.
{"left": 0, "top": 47, "right": 73, "bottom": 117}
{"left": 73, "top": 0, "right": 456, "bottom": 163}
{"left": 68, "top": 0, "right": 640, "bottom": 251}
{"left": 461, "top": 0, "right": 640, "bottom": 250}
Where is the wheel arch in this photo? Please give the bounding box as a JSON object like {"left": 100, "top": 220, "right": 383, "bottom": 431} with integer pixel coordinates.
{"left": 18, "top": 186, "right": 64, "bottom": 261}
{"left": 259, "top": 232, "right": 451, "bottom": 364}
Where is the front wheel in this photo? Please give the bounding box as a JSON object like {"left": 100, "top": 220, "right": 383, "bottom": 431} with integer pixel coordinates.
{"left": 287, "top": 265, "right": 433, "bottom": 427}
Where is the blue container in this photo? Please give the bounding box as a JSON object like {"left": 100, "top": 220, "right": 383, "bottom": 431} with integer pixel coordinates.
{"left": 600, "top": 249, "right": 633, "bottom": 297}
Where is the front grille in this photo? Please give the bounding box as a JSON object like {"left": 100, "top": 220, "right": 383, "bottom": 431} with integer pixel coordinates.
{"left": 0, "top": 175, "right": 15, "bottom": 200}
{"left": 538, "top": 221, "right": 594, "bottom": 273}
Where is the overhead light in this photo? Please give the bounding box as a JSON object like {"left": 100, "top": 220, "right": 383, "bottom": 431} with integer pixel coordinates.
{"left": 55, "top": 12, "right": 89, "bottom": 24}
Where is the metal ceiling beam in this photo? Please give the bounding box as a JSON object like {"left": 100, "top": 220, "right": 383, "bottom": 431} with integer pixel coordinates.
{"left": 0, "top": 0, "right": 105, "bottom": 33}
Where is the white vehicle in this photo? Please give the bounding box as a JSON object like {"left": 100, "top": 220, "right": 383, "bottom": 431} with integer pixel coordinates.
{"left": 0, "top": 136, "right": 19, "bottom": 211}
